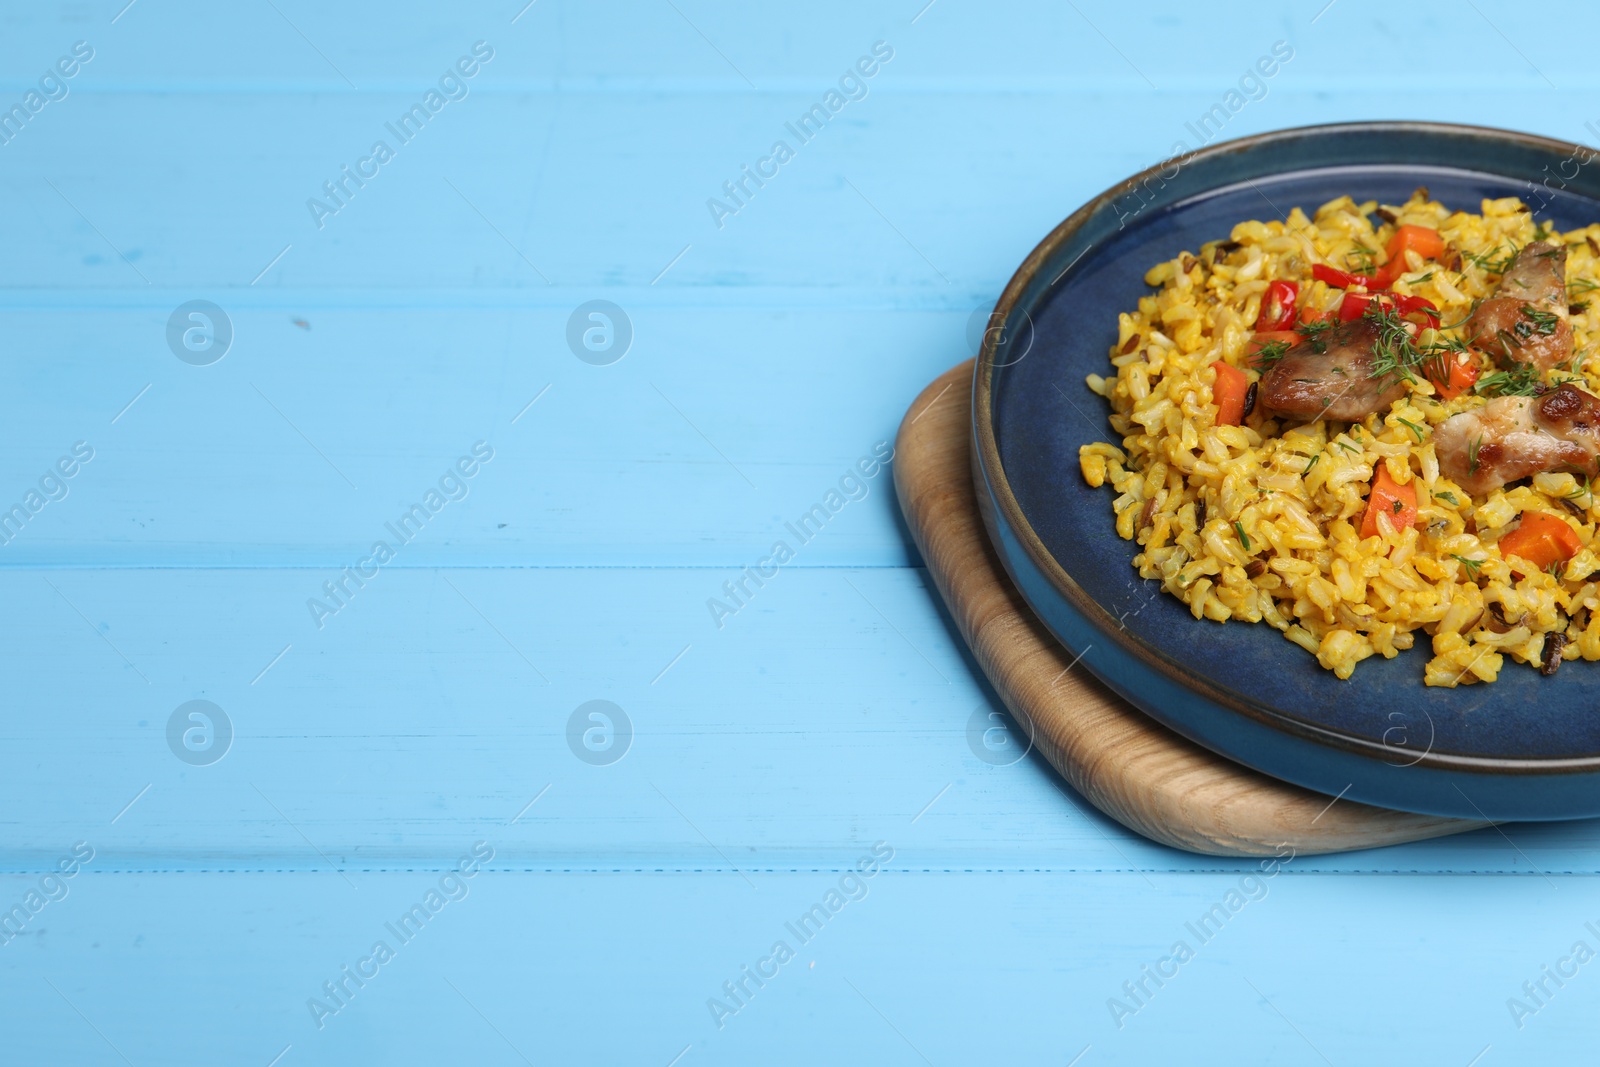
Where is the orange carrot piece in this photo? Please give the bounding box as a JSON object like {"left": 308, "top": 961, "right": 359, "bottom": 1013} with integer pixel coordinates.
{"left": 1361, "top": 464, "right": 1418, "bottom": 540}
{"left": 1500, "top": 511, "right": 1583, "bottom": 572}
{"left": 1211, "top": 360, "right": 1250, "bottom": 426}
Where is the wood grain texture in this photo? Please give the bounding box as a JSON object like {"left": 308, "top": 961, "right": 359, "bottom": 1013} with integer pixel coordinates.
{"left": 894, "top": 361, "right": 1482, "bottom": 856}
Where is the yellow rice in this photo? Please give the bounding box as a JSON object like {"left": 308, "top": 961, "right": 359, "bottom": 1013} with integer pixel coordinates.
{"left": 1078, "top": 190, "right": 1600, "bottom": 685}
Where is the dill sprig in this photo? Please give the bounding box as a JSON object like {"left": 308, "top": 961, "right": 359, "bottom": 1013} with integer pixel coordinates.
{"left": 1463, "top": 243, "right": 1519, "bottom": 275}
{"left": 1517, "top": 305, "right": 1561, "bottom": 338}
{"left": 1366, "top": 304, "right": 1434, "bottom": 385}
{"left": 1452, "top": 553, "right": 1484, "bottom": 577}
{"left": 1475, "top": 362, "right": 1542, "bottom": 397}
{"left": 1295, "top": 317, "right": 1338, "bottom": 354}
{"left": 1395, "top": 416, "right": 1426, "bottom": 443}
{"left": 1250, "top": 340, "right": 1292, "bottom": 369}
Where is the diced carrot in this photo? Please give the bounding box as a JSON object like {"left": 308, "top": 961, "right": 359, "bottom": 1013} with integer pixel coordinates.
{"left": 1299, "top": 305, "right": 1336, "bottom": 325}
{"left": 1247, "top": 330, "right": 1301, "bottom": 356}
{"left": 1375, "top": 226, "right": 1446, "bottom": 286}
{"left": 1360, "top": 464, "right": 1418, "bottom": 540}
{"left": 1499, "top": 511, "right": 1583, "bottom": 572}
{"left": 1211, "top": 360, "right": 1250, "bottom": 426}
{"left": 1385, "top": 225, "right": 1446, "bottom": 264}
{"left": 1425, "top": 350, "right": 1480, "bottom": 401}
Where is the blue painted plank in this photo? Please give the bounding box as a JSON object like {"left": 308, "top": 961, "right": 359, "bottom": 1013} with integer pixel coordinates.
{"left": 1, "top": 88, "right": 1593, "bottom": 292}
{"left": 0, "top": 564, "right": 1593, "bottom": 874}
{"left": 1, "top": 868, "right": 1591, "bottom": 1064}
{"left": 0, "top": 307, "right": 936, "bottom": 566}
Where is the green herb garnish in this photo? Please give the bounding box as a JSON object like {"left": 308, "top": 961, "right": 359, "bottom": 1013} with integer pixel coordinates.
{"left": 1464, "top": 243, "right": 1519, "bottom": 275}
{"left": 1475, "top": 362, "right": 1542, "bottom": 397}
{"left": 1366, "top": 304, "right": 1431, "bottom": 385}
{"left": 1295, "top": 317, "right": 1338, "bottom": 354}
{"left": 1452, "top": 553, "right": 1484, "bottom": 577}
{"left": 1395, "top": 416, "right": 1425, "bottom": 443}
{"left": 1251, "top": 340, "right": 1292, "bottom": 369}
{"left": 1235, "top": 521, "right": 1252, "bottom": 551}
{"left": 1517, "top": 305, "right": 1561, "bottom": 338}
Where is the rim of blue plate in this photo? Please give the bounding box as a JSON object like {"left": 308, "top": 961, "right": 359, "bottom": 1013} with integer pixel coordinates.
{"left": 972, "top": 119, "right": 1600, "bottom": 783}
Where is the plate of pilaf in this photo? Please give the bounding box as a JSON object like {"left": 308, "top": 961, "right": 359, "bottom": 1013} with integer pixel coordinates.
{"left": 973, "top": 122, "right": 1600, "bottom": 820}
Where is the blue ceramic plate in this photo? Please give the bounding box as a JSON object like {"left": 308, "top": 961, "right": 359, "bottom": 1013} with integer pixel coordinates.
{"left": 974, "top": 121, "right": 1600, "bottom": 821}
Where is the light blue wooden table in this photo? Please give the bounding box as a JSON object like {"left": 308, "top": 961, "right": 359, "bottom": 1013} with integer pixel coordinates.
{"left": 3, "top": 1, "right": 1597, "bottom": 1062}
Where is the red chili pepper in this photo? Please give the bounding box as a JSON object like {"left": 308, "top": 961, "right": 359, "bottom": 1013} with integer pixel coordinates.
{"left": 1254, "top": 280, "right": 1299, "bottom": 331}
{"left": 1337, "top": 291, "right": 1440, "bottom": 328}
{"left": 1312, "top": 263, "right": 1377, "bottom": 289}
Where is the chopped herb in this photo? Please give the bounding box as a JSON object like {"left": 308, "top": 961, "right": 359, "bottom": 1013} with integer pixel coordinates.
{"left": 1464, "top": 243, "right": 1519, "bottom": 275}
{"left": 1303, "top": 453, "right": 1321, "bottom": 475}
{"left": 1235, "top": 521, "right": 1252, "bottom": 552}
{"left": 1452, "top": 553, "right": 1484, "bottom": 577}
{"left": 1335, "top": 440, "right": 1358, "bottom": 454}
{"left": 1571, "top": 302, "right": 1590, "bottom": 314}
{"left": 1251, "top": 340, "right": 1292, "bottom": 368}
{"left": 1548, "top": 560, "right": 1567, "bottom": 580}
{"left": 1533, "top": 220, "right": 1554, "bottom": 242}
{"left": 1517, "top": 305, "right": 1561, "bottom": 338}
{"left": 1409, "top": 270, "right": 1436, "bottom": 284}
{"left": 1469, "top": 434, "right": 1483, "bottom": 476}
{"left": 1475, "top": 362, "right": 1542, "bottom": 397}
{"left": 1437, "top": 490, "right": 1459, "bottom": 504}
{"left": 1295, "top": 318, "right": 1338, "bottom": 354}
{"left": 1568, "top": 475, "right": 1592, "bottom": 501}
{"left": 1570, "top": 278, "right": 1600, "bottom": 296}
{"left": 1395, "top": 416, "right": 1425, "bottom": 443}
{"left": 1365, "top": 305, "right": 1468, "bottom": 387}
{"left": 1392, "top": 499, "right": 1404, "bottom": 514}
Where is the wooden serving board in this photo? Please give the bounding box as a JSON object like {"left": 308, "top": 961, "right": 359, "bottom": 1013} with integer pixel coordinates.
{"left": 894, "top": 361, "right": 1483, "bottom": 856}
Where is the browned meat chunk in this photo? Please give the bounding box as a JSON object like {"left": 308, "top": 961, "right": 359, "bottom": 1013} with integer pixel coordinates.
{"left": 1257, "top": 317, "right": 1409, "bottom": 422}
{"left": 1435, "top": 384, "right": 1600, "bottom": 495}
{"left": 1466, "top": 241, "right": 1572, "bottom": 372}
